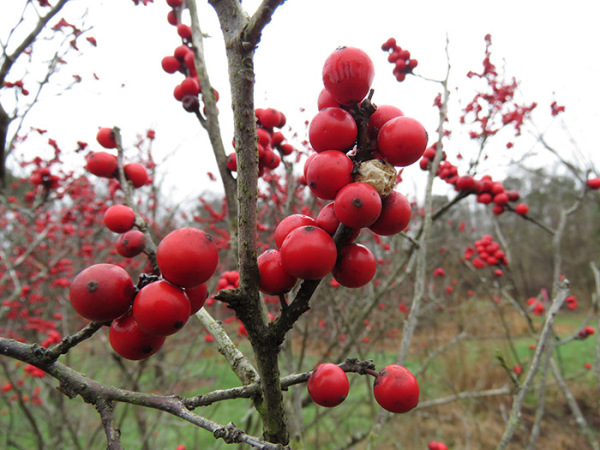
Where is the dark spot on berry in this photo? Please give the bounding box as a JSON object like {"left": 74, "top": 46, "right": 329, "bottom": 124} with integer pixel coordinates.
{"left": 352, "top": 198, "right": 363, "bottom": 208}
{"left": 142, "top": 345, "right": 154, "bottom": 354}
{"left": 174, "top": 321, "right": 184, "bottom": 330}
{"left": 86, "top": 280, "right": 98, "bottom": 292}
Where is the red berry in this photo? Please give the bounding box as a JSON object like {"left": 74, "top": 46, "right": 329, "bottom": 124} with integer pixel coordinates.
{"left": 161, "top": 55, "right": 180, "bottom": 74}
{"left": 124, "top": 163, "right": 149, "bottom": 188}
{"left": 116, "top": 230, "right": 146, "bottom": 258}
{"left": 334, "top": 182, "right": 382, "bottom": 229}
{"left": 306, "top": 150, "right": 354, "bottom": 200}
{"left": 377, "top": 117, "right": 428, "bottom": 167}
{"left": 257, "top": 249, "right": 297, "bottom": 295}
{"left": 69, "top": 264, "right": 135, "bottom": 322}
{"left": 177, "top": 23, "right": 192, "bottom": 40}
{"left": 428, "top": 442, "right": 449, "bottom": 450}
{"left": 317, "top": 87, "right": 340, "bottom": 110}
{"left": 156, "top": 227, "right": 219, "bottom": 288}
{"left": 373, "top": 364, "right": 419, "bottom": 413}
{"left": 368, "top": 105, "right": 404, "bottom": 140}
{"left": 85, "top": 151, "right": 117, "bottom": 178}
{"left": 274, "top": 214, "right": 317, "bottom": 249}
{"left": 316, "top": 202, "right": 340, "bottom": 235}
{"left": 256, "top": 127, "right": 272, "bottom": 148}
{"left": 307, "top": 363, "right": 349, "bottom": 407}
{"left": 174, "top": 44, "right": 192, "bottom": 61}
{"left": 226, "top": 153, "right": 237, "bottom": 171}
{"left": 133, "top": 280, "right": 191, "bottom": 336}
{"left": 322, "top": 47, "right": 375, "bottom": 105}
{"left": 514, "top": 203, "right": 529, "bottom": 215}
{"left": 280, "top": 226, "right": 337, "bottom": 280}
{"left": 308, "top": 107, "right": 357, "bottom": 153}
{"left": 368, "top": 190, "right": 411, "bottom": 236}
{"left": 332, "top": 243, "right": 376, "bottom": 288}
{"left": 185, "top": 283, "right": 208, "bottom": 315}
{"left": 477, "top": 192, "right": 493, "bottom": 204}
{"left": 587, "top": 177, "right": 600, "bottom": 190}
{"left": 96, "top": 127, "right": 117, "bottom": 149}
{"left": 166, "top": 10, "right": 178, "bottom": 26}
{"left": 103, "top": 204, "right": 136, "bottom": 234}
{"left": 180, "top": 77, "right": 201, "bottom": 97}
{"left": 456, "top": 175, "right": 476, "bottom": 192}
{"left": 109, "top": 310, "right": 166, "bottom": 360}
{"left": 257, "top": 108, "right": 282, "bottom": 129}
{"left": 493, "top": 192, "right": 509, "bottom": 205}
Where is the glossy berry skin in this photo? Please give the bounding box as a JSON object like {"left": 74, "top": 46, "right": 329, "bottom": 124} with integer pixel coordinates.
{"left": 109, "top": 310, "right": 166, "bottom": 360}
{"left": 368, "top": 105, "right": 404, "bottom": 140}
{"left": 274, "top": 214, "right": 317, "bottom": 249}
{"left": 306, "top": 150, "right": 354, "bottom": 200}
{"left": 332, "top": 243, "right": 376, "bottom": 288}
{"left": 96, "top": 127, "right": 117, "bottom": 149}
{"left": 322, "top": 47, "right": 375, "bottom": 106}
{"left": 156, "top": 227, "right": 218, "bottom": 288}
{"left": 85, "top": 151, "right": 118, "bottom": 178}
{"left": 185, "top": 282, "right": 208, "bottom": 315}
{"left": 280, "top": 226, "right": 337, "bottom": 280}
{"left": 308, "top": 107, "right": 357, "bottom": 153}
{"left": 368, "top": 190, "right": 412, "bottom": 236}
{"left": 69, "top": 264, "right": 135, "bottom": 322}
{"left": 103, "top": 204, "right": 136, "bottom": 234}
{"left": 133, "top": 280, "right": 191, "bottom": 336}
{"left": 116, "top": 229, "right": 146, "bottom": 258}
{"left": 334, "top": 182, "right": 382, "bottom": 229}
{"left": 373, "top": 364, "right": 419, "bottom": 413}
{"left": 257, "top": 249, "right": 297, "bottom": 295}
{"left": 307, "top": 363, "right": 349, "bottom": 407}
{"left": 377, "top": 116, "right": 428, "bottom": 167}
{"left": 124, "top": 163, "right": 149, "bottom": 188}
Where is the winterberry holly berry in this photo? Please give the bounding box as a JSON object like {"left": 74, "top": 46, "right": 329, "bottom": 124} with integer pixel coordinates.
{"left": 69, "top": 264, "right": 135, "bottom": 322}
{"left": 373, "top": 364, "right": 419, "bottom": 413}
{"left": 307, "top": 363, "right": 350, "bottom": 407}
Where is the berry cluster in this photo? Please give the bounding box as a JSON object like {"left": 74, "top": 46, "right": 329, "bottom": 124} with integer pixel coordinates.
{"left": 69, "top": 227, "right": 215, "bottom": 360}
{"left": 577, "top": 326, "right": 595, "bottom": 339}
{"left": 261, "top": 47, "right": 426, "bottom": 289}
{"left": 526, "top": 296, "right": 546, "bottom": 316}
{"left": 85, "top": 127, "right": 150, "bottom": 189}
{"left": 226, "top": 107, "right": 294, "bottom": 177}
{"left": 420, "top": 144, "right": 529, "bottom": 216}
{"left": 161, "top": 0, "right": 219, "bottom": 114}
{"left": 381, "top": 38, "right": 418, "bottom": 82}
{"left": 463, "top": 234, "right": 507, "bottom": 277}
{"left": 307, "top": 363, "right": 419, "bottom": 414}
{"left": 3, "top": 79, "right": 29, "bottom": 96}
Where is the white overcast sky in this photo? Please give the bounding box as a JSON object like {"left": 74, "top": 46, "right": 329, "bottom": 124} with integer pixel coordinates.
{"left": 3, "top": 0, "right": 599, "bottom": 204}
